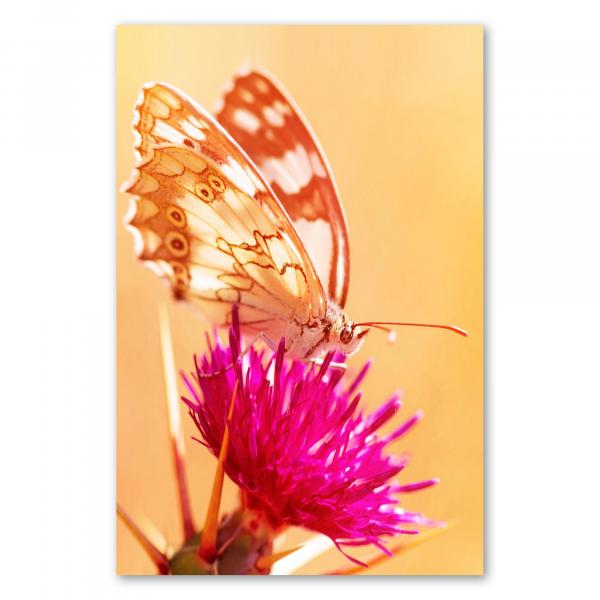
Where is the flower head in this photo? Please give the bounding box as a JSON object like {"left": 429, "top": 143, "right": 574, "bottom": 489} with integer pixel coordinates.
{"left": 182, "top": 308, "right": 441, "bottom": 564}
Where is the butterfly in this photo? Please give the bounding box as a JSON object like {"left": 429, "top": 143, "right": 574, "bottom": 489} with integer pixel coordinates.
{"left": 123, "top": 67, "right": 466, "bottom": 361}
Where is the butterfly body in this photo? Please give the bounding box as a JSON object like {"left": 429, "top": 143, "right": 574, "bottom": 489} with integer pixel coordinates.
{"left": 272, "top": 301, "right": 368, "bottom": 360}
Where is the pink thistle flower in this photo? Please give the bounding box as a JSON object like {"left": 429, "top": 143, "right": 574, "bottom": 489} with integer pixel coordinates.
{"left": 182, "top": 308, "right": 442, "bottom": 565}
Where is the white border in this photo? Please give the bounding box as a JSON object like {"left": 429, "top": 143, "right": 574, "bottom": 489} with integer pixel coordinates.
{"left": 2, "top": 1, "right": 599, "bottom": 598}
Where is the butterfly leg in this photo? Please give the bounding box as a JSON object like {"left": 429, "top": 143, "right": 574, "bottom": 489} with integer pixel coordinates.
{"left": 238, "top": 331, "right": 276, "bottom": 358}
{"left": 253, "top": 331, "right": 278, "bottom": 353}
{"left": 196, "top": 332, "right": 272, "bottom": 379}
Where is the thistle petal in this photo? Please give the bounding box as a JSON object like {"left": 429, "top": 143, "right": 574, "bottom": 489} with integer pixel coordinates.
{"left": 326, "top": 521, "right": 457, "bottom": 575}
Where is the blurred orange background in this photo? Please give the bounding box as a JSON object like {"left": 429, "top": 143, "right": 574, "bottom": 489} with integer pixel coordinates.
{"left": 116, "top": 25, "right": 483, "bottom": 575}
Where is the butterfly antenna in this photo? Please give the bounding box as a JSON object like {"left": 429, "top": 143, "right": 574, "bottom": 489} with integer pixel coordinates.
{"left": 357, "top": 321, "right": 469, "bottom": 338}
{"left": 365, "top": 324, "right": 397, "bottom": 344}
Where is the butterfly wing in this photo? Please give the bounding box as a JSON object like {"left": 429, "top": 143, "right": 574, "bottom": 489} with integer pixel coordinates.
{"left": 215, "top": 68, "right": 351, "bottom": 308}
{"left": 123, "top": 82, "right": 327, "bottom": 343}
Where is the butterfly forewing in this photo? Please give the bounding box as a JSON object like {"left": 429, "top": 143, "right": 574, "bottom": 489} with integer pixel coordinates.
{"left": 124, "top": 82, "right": 327, "bottom": 341}
{"left": 215, "top": 69, "right": 351, "bottom": 308}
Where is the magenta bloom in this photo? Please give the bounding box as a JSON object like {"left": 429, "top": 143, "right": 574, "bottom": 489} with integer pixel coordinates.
{"left": 182, "top": 309, "right": 441, "bottom": 564}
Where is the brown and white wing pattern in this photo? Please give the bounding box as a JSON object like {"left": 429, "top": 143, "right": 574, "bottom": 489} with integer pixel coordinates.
{"left": 215, "top": 68, "right": 351, "bottom": 308}
{"left": 123, "top": 82, "right": 327, "bottom": 343}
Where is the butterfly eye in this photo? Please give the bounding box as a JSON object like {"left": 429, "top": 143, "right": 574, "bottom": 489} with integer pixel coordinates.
{"left": 195, "top": 183, "right": 215, "bottom": 202}
{"left": 340, "top": 325, "right": 354, "bottom": 345}
{"left": 208, "top": 174, "right": 226, "bottom": 193}
{"left": 165, "top": 231, "right": 189, "bottom": 258}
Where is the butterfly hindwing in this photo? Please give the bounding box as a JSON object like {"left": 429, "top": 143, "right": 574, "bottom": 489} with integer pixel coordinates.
{"left": 215, "top": 68, "right": 351, "bottom": 308}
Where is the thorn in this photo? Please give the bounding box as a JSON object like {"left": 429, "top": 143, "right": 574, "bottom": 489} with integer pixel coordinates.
{"left": 256, "top": 546, "right": 303, "bottom": 571}
{"left": 117, "top": 504, "right": 170, "bottom": 575}
{"left": 270, "top": 534, "right": 334, "bottom": 575}
{"left": 197, "top": 380, "right": 239, "bottom": 563}
{"left": 326, "top": 520, "right": 459, "bottom": 576}
{"left": 158, "top": 304, "right": 195, "bottom": 540}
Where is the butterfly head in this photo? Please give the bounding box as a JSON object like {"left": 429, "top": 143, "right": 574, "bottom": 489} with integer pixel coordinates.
{"left": 336, "top": 319, "right": 369, "bottom": 357}
{"left": 319, "top": 303, "right": 369, "bottom": 357}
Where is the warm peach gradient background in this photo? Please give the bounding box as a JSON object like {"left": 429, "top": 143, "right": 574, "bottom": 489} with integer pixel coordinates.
{"left": 116, "top": 25, "right": 483, "bottom": 575}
